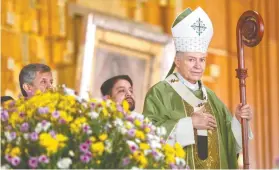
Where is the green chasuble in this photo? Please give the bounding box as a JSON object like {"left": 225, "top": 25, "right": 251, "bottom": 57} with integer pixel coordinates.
{"left": 143, "top": 80, "right": 238, "bottom": 169}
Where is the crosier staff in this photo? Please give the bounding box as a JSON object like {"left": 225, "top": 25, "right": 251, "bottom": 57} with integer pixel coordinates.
{"left": 236, "top": 10, "right": 264, "bottom": 169}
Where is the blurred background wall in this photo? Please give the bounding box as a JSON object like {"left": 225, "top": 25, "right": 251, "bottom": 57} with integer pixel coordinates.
{"left": 1, "top": 0, "right": 279, "bottom": 168}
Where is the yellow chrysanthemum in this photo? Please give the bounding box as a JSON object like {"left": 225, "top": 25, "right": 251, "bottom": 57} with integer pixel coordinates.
{"left": 135, "top": 130, "right": 145, "bottom": 141}
{"left": 10, "top": 147, "right": 21, "bottom": 157}
{"left": 90, "top": 136, "right": 97, "bottom": 142}
{"left": 102, "top": 109, "right": 109, "bottom": 117}
{"left": 39, "top": 133, "right": 67, "bottom": 155}
{"left": 174, "top": 142, "right": 186, "bottom": 158}
{"left": 91, "top": 142, "right": 105, "bottom": 155}
{"left": 99, "top": 134, "right": 108, "bottom": 141}
{"left": 133, "top": 151, "right": 148, "bottom": 168}
{"left": 122, "top": 100, "right": 129, "bottom": 112}
{"left": 56, "top": 134, "right": 68, "bottom": 142}
{"left": 144, "top": 127, "right": 151, "bottom": 133}
{"left": 163, "top": 144, "right": 175, "bottom": 156}
{"left": 59, "top": 111, "right": 73, "bottom": 123}
{"left": 134, "top": 119, "right": 142, "bottom": 127}
{"left": 39, "top": 133, "right": 59, "bottom": 155}
{"left": 139, "top": 143, "right": 150, "bottom": 150}
{"left": 165, "top": 155, "right": 175, "bottom": 164}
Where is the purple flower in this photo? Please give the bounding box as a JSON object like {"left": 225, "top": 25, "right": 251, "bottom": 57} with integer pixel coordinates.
{"left": 5, "top": 155, "right": 12, "bottom": 162}
{"left": 11, "top": 156, "right": 21, "bottom": 166}
{"left": 41, "top": 120, "right": 48, "bottom": 126}
{"left": 85, "top": 139, "right": 91, "bottom": 145}
{"left": 102, "top": 95, "right": 108, "bottom": 100}
{"left": 49, "top": 131, "right": 56, "bottom": 138}
{"left": 80, "top": 154, "right": 91, "bottom": 163}
{"left": 82, "top": 125, "right": 90, "bottom": 133}
{"left": 1, "top": 110, "right": 9, "bottom": 121}
{"left": 126, "top": 115, "right": 134, "bottom": 122}
{"left": 170, "top": 163, "right": 178, "bottom": 169}
{"left": 117, "top": 105, "right": 123, "bottom": 112}
{"left": 130, "top": 145, "right": 137, "bottom": 152}
{"left": 152, "top": 150, "right": 158, "bottom": 157}
{"left": 38, "top": 107, "right": 49, "bottom": 114}
{"left": 10, "top": 132, "right": 16, "bottom": 141}
{"left": 28, "top": 157, "right": 38, "bottom": 168}
{"left": 127, "top": 129, "right": 135, "bottom": 137}
{"left": 79, "top": 143, "right": 89, "bottom": 153}
{"left": 20, "top": 122, "right": 29, "bottom": 132}
{"left": 5, "top": 125, "right": 12, "bottom": 130}
{"left": 122, "top": 157, "right": 130, "bottom": 166}
{"left": 85, "top": 152, "right": 92, "bottom": 157}
{"left": 90, "top": 103, "right": 95, "bottom": 110}
{"left": 19, "top": 112, "right": 25, "bottom": 118}
{"left": 30, "top": 132, "right": 38, "bottom": 141}
{"left": 52, "top": 111, "right": 60, "bottom": 119}
{"left": 58, "top": 118, "right": 66, "bottom": 124}
{"left": 38, "top": 155, "right": 49, "bottom": 164}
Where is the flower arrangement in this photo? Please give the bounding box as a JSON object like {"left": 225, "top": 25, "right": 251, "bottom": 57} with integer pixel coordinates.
{"left": 1, "top": 87, "right": 188, "bottom": 169}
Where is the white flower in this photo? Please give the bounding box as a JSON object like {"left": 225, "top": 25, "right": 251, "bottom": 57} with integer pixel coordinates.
{"left": 35, "top": 123, "right": 43, "bottom": 133}
{"left": 120, "top": 127, "right": 127, "bottom": 135}
{"left": 175, "top": 157, "right": 186, "bottom": 167}
{"left": 144, "top": 149, "right": 152, "bottom": 156}
{"left": 146, "top": 134, "right": 154, "bottom": 141}
{"left": 42, "top": 122, "right": 51, "bottom": 131}
{"left": 88, "top": 111, "right": 99, "bottom": 119}
{"left": 23, "top": 133, "right": 29, "bottom": 140}
{"left": 125, "top": 121, "right": 134, "bottom": 129}
{"left": 106, "top": 100, "right": 112, "bottom": 106}
{"left": 105, "top": 140, "right": 112, "bottom": 153}
{"left": 131, "top": 112, "right": 144, "bottom": 121}
{"left": 57, "top": 157, "right": 72, "bottom": 169}
{"left": 1, "top": 164, "right": 10, "bottom": 170}
{"left": 126, "top": 140, "right": 139, "bottom": 152}
{"left": 113, "top": 118, "right": 124, "bottom": 126}
{"left": 68, "top": 150, "right": 75, "bottom": 157}
{"left": 135, "top": 138, "right": 141, "bottom": 144}
{"left": 16, "top": 136, "right": 21, "bottom": 145}
{"left": 156, "top": 126, "right": 167, "bottom": 136}
{"left": 149, "top": 140, "right": 161, "bottom": 149}
{"left": 4, "top": 132, "right": 15, "bottom": 142}
{"left": 153, "top": 150, "right": 164, "bottom": 161}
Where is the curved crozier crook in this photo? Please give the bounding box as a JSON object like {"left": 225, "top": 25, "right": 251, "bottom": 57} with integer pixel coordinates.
{"left": 237, "top": 10, "right": 264, "bottom": 47}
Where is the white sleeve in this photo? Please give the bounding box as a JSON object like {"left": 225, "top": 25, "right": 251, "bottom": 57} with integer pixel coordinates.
{"left": 166, "top": 117, "right": 195, "bottom": 147}
{"left": 231, "top": 116, "right": 253, "bottom": 153}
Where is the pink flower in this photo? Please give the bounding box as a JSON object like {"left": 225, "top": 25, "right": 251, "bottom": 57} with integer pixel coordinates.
{"left": 5, "top": 155, "right": 12, "bottom": 162}
{"left": 79, "top": 143, "right": 89, "bottom": 153}
{"left": 127, "top": 129, "right": 136, "bottom": 137}
{"left": 38, "top": 155, "right": 49, "bottom": 164}
{"left": 30, "top": 132, "right": 38, "bottom": 141}
{"left": 1, "top": 110, "right": 9, "bottom": 121}
{"left": 80, "top": 154, "right": 91, "bottom": 163}
{"left": 11, "top": 156, "right": 21, "bottom": 166}
{"left": 20, "top": 122, "right": 29, "bottom": 132}
{"left": 28, "top": 157, "right": 38, "bottom": 168}
{"left": 52, "top": 111, "right": 60, "bottom": 119}
{"left": 122, "top": 157, "right": 130, "bottom": 166}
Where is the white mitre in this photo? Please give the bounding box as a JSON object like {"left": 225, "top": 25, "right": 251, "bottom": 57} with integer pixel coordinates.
{"left": 171, "top": 7, "right": 213, "bottom": 53}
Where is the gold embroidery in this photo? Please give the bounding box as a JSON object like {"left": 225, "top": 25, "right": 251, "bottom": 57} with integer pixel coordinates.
{"left": 184, "top": 101, "right": 220, "bottom": 169}
{"left": 170, "top": 79, "right": 179, "bottom": 83}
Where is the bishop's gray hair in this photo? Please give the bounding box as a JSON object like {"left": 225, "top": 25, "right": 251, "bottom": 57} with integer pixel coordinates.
{"left": 19, "top": 63, "right": 51, "bottom": 97}
{"left": 175, "top": 51, "right": 184, "bottom": 60}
